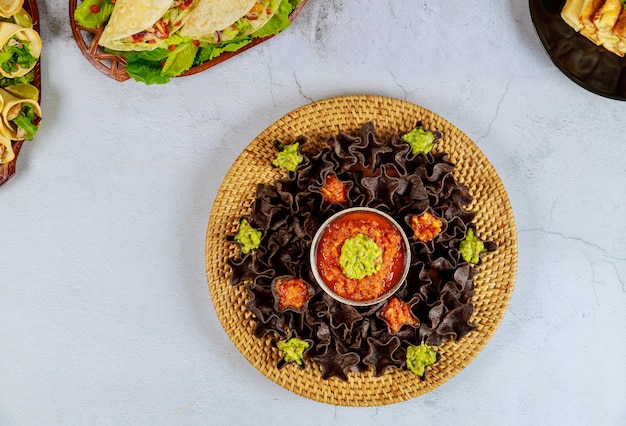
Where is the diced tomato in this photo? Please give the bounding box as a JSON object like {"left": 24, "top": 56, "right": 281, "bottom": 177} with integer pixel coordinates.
{"left": 410, "top": 212, "right": 443, "bottom": 242}
{"left": 320, "top": 174, "right": 347, "bottom": 203}
{"left": 153, "top": 19, "right": 169, "bottom": 39}
{"left": 192, "top": 40, "right": 200, "bottom": 47}
{"left": 275, "top": 278, "right": 310, "bottom": 311}
{"left": 381, "top": 297, "right": 419, "bottom": 334}
{"left": 168, "top": 44, "right": 176, "bottom": 51}
{"left": 90, "top": 4, "right": 100, "bottom": 13}
{"left": 180, "top": 0, "right": 193, "bottom": 10}
{"left": 132, "top": 32, "right": 145, "bottom": 43}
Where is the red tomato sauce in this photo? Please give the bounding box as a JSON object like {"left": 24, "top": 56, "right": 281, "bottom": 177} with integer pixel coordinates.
{"left": 380, "top": 297, "right": 419, "bottom": 333}
{"left": 315, "top": 210, "right": 406, "bottom": 302}
{"left": 275, "top": 277, "right": 309, "bottom": 310}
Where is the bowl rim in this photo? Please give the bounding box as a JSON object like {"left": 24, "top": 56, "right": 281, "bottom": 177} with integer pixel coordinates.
{"left": 309, "top": 206, "right": 412, "bottom": 307}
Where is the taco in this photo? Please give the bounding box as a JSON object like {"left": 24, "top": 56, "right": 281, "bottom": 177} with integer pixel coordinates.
{"left": 180, "top": 0, "right": 288, "bottom": 43}
{"left": 99, "top": 0, "right": 199, "bottom": 51}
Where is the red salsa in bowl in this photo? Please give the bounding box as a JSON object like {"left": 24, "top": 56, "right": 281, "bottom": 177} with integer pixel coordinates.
{"left": 310, "top": 207, "right": 411, "bottom": 306}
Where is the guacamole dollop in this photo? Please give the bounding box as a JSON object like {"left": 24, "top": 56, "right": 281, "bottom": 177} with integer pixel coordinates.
{"left": 272, "top": 141, "right": 303, "bottom": 172}
{"left": 459, "top": 228, "right": 486, "bottom": 264}
{"left": 277, "top": 337, "right": 309, "bottom": 366}
{"left": 401, "top": 126, "right": 435, "bottom": 154}
{"left": 406, "top": 341, "right": 438, "bottom": 377}
{"left": 234, "top": 218, "right": 262, "bottom": 254}
{"left": 339, "top": 234, "right": 382, "bottom": 279}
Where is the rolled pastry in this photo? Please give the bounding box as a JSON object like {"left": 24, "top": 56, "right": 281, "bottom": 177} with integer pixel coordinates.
{"left": 0, "top": 22, "right": 41, "bottom": 78}
{"left": 0, "top": 134, "right": 13, "bottom": 164}
{"left": 561, "top": 0, "right": 586, "bottom": 31}
{"left": 0, "top": 87, "right": 41, "bottom": 141}
{"left": 579, "top": 0, "right": 605, "bottom": 44}
{"left": 0, "top": 0, "right": 24, "bottom": 19}
{"left": 612, "top": 8, "right": 626, "bottom": 55}
{"left": 593, "top": 0, "right": 624, "bottom": 55}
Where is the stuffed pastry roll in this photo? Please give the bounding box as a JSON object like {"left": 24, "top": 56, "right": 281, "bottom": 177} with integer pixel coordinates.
{"left": 0, "top": 22, "right": 41, "bottom": 78}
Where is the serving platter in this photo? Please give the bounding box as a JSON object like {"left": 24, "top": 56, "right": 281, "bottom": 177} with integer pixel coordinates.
{"left": 69, "top": 0, "right": 308, "bottom": 82}
{"left": 0, "top": 0, "right": 41, "bottom": 186}
{"left": 529, "top": 0, "right": 626, "bottom": 100}
{"left": 205, "top": 95, "right": 518, "bottom": 406}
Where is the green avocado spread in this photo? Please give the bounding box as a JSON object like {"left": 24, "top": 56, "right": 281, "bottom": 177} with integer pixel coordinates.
{"left": 401, "top": 126, "right": 435, "bottom": 154}
{"left": 406, "top": 341, "right": 438, "bottom": 377}
{"left": 272, "top": 141, "right": 303, "bottom": 172}
{"left": 339, "top": 234, "right": 382, "bottom": 279}
{"left": 234, "top": 218, "right": 262, "bottom": 254}
{"left": 277, "top": 337, "right": 309, "bottom": 366}
{"left": 459, "top": 228, "right": 486, "bottom": 264}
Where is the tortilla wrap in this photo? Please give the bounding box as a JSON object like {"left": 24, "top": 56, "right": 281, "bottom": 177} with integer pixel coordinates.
{"left": 99, "top": 0, "right": 198, "bottom": 51}
{"left": 0, "top": 87, "right": 41, "bottom": 141}
{"left": 180, "top": 0, "right": 280, "bottom": 43}
{"left": 0, "top": 22, "right": 41, "bottom": 78}
{"left": 0, "top": 0, "right": 24, "bottom": 19}
{"left": 179, "top": 0, "right": 256, "bottom": 38}
{"left": 0, "top": 135, "right": 13, "bottom": 164}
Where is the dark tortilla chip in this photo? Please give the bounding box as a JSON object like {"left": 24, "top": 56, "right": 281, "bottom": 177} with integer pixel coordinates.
{"left": 312, "top": 341, "right": 361, "bottom": 381}
{"left": 226, "top": 254, "right": 257, "bottom": 286}
{"left": 363, "top": 335, "right": 403, "bottom": 377}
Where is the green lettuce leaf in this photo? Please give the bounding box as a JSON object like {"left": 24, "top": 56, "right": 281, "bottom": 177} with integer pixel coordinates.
{"left": 74, "top": 0, "right": 114, "bottom": 29}
{"left": 12, "top": 105, "right": 39, "bottom": 140}
{"left": 108, "top": 35, "right": 196, "bottom": 84}
{"left": 251, "top": 0, "right": 301, "bottom": 38}
{"left": 0, "top": 69, "right": 34, "bottom": 87}
{"left": 162, "top": 41, "right": 198, "bottom": 77}
{"left": 124, "top": 57, "right": 171, "bottom": 85}
{"left": 0, "top": 39, "right": 37, "bottom": 75}
{"left": 194, "top": 39, "right": 252, "bottom": 64}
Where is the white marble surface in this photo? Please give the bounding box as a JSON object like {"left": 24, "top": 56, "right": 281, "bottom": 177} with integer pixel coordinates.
{"left": 1, "top": 0, "right": 625, "bottom": 424}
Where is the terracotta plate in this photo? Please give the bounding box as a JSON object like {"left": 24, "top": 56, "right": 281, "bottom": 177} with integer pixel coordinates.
{"left": 0, "top": 0, "right": 42, "bottom": 186}
{"left": 68, "top": 0, "right": 308, "bottom": 82}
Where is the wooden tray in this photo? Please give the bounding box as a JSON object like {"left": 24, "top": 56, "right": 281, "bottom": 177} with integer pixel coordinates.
{"left": 0, "top": 0, "right": 41, "bottom": 186}
{"left": 69, "top": 0, "right": 309, "bottom": 82}
{"left": 205, "top": 95, "right": 518, "bottom": 406}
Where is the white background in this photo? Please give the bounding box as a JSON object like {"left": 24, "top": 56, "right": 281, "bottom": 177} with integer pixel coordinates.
{"left": 2, "top": 1, "right": 625, "bottom": 424}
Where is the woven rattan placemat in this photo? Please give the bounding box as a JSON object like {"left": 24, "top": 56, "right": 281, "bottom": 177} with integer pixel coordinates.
{"left": 205, "top": 95, "right": 517, "bottom": 406}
